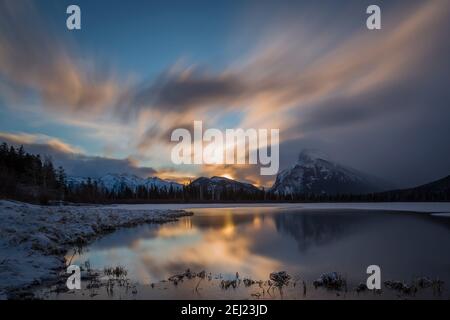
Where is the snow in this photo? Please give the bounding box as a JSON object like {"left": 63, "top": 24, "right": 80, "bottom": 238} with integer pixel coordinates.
{"left": 191, "top": 176, "right": 260, "bottom": 193}
{"left": 1, "top": 200, "right": 449, "bottom": 299}
{"left": 67, "top": 173, "right": 183, "bottom": 193}
{"left": 271, "top": 150, "right": 387, "bottom": 195}
{"left": 0, "top": 200, "right": 190, "bottom": 298}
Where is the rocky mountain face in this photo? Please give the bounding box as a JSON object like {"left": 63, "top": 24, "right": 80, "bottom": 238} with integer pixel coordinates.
{"left": 270, "top": 151, "right": 390, "bottom": 196}
{"left": 190, "top": 176, "right": 261, "bottom": 200}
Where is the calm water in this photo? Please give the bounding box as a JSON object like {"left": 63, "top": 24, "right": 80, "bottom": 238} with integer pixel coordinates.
{"left": 66, "top": 206, "right": 450, "bottom": 299}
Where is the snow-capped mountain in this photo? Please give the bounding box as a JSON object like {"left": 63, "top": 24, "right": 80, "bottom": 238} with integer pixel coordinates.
{"left": 190, "top": 176, "right": 261, "bottom": 199}
{"left": 270, "top": 150, "right": 390, "bottom": 196}
{"left": 66, "top": 173, "right": 183, "bottom": 193}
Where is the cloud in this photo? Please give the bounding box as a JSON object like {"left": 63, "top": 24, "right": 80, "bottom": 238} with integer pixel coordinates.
{"left": 126, "top": 1, "right": 450, "bottom": 147}
{"left": 0, "top": 0, "right": 122, "bottom": 115}
{"left": 1, "top": 0, "right": 449, "bottom": 187}
{"left": 124, "top": 68, "right": 245, "bottom": 114}
{"left": 59, "top": 154, "right": 157, "bottom": 179}
{"left": 0, "top": 132, "right": 156, "bottom": 178}
{"left": 0, "top": 132, "right": 83, "bottom": 154}
{"left": 106, "top": 0, "right": 450, "bottom": 189}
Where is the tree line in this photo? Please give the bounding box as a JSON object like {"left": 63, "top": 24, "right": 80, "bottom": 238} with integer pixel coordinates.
{"left": 0, "top": 142, "right": 66, "bottom": 203}
{"left": 0, "top": 142, "right": 448, "bottom": 204}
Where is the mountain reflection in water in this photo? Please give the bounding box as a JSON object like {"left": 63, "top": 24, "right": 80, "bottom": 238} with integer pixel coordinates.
{"left": 70, "top": 207, "right": 450, "bottom": 287}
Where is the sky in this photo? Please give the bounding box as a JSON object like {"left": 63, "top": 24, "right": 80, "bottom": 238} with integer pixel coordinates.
{"left": 0, "top": 0, "right": 449, "bottom": 188}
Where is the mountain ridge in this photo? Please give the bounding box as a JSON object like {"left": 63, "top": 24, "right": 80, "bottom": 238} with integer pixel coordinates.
{"left": 67, "top": 173, "right": 183, "bottom": 193}
{"left": 376, "top": 174, "right": 450, "bottom": 201}
{"left": 65, "top": 152, "right": 450, "bottom": 200}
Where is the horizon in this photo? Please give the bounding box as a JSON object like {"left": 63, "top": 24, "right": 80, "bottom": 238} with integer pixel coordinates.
{"left": 1, "top": 1, "right": 450, "bottom": 304}
{"left": 5, "top": 140, "right": 448, "bottom": 192}
{"left": 1, "top": 0, "right": 450, "bottom": 189}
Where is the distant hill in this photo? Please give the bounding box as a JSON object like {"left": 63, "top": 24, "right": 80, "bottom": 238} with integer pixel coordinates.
{"left": 376, "top": 175, "right": 450, "bottom": 201}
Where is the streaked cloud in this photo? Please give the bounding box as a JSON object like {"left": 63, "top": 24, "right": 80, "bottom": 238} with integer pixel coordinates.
{"left": 0, "top": 0, "right": 122, "bottom": 115}
{"left": 0, "top": 0, "right": 449, "bottom": 186}
{"left": 124, "top": 1, "right": 449, "bottom": 146}
{"left": 0, "top": 131, "right": 83, "bottom": 154}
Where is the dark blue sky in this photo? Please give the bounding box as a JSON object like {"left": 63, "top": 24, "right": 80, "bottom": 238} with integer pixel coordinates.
{"left": 0, "top": 0, "right": 449, "bottom": 187}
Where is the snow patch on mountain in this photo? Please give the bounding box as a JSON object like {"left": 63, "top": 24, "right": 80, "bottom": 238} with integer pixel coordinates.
{"left": 191, "top": 176, "right": 260, "bottom": 193}
{"left": 66, "top": 173, "right": 183, "bottom": 193}
{"left": 271, "top": 150, "right": 390, "bottom": 196}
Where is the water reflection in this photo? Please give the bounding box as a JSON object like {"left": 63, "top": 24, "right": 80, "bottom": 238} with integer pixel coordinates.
{"left": 273, "top": 210, "right": 369, "bottom": 251}
{"left": 71, "top": 207, "right": 450, "bottom": 286}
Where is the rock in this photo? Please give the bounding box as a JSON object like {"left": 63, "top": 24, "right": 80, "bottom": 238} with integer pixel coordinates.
{"left": 168, "top": 274, "right": 184, "bottom": 282}
{"left": 313, "top": 272, "right": 346, "bottom": 290}
{"left": 220, "top": 279, "right": 238, "bottom": 290}
{"left": 415, "top": 277, "right": 433, "bottom": 289}
{"left": 243, "top": 278, "right": 256, "bottom": 287}
{"left": 168, "top": 269, "right": 197, "bottom": 282}
{"left": 384, "top": 280, "right": 417, "bottom": 295}
{"left": 269, "top": 271, "right": 291, "bottom": 287}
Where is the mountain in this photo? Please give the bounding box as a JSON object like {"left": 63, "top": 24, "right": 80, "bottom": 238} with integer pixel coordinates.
{"left": 66, "top": 173, "right": 183, "bottom": 193}
{"left": 376, "top": 175, "right": 450, "bottom": 201}
{"left": 270, "top": 150, "right": 391, "bottom": 196}
{"left": 413, "top": 175, "right": 450, "bottom": 193}
{"left": 190, "top": 176, "right": 262, "bottom": 200}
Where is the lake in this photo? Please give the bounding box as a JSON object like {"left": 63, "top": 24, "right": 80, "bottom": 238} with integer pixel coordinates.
{"left": 50, "top": 206, "right": 450, "bottom": 299}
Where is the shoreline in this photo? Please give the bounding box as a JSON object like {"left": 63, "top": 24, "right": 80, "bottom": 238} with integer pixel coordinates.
{"left": 2, "top": 200, "right": 450, "bottom": 299}
{"left": 0, "top": 200, "right": 192, "bottom": 299}
{"left": 39, "top": 268, "right": 447, "bottom": 300}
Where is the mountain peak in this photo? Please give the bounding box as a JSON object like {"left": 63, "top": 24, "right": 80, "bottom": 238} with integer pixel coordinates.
{"left": 272, "top": 150, "right": 388, "bottom": 196}
{"left": 297, "top": 149, "right": 329, "bottom": 164}
{"left": 190, "top": 176, "right": 261, "bottom": 200}
{"left": 210, "top": 176, "right": 232, "bottom": 182}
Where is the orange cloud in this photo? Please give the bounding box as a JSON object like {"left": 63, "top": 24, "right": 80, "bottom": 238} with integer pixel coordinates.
{"left": 0, "top": 1, "right": 123, "bottom": 115}
{"left": 0, "top": 132, "right": 83, "bottom": 154}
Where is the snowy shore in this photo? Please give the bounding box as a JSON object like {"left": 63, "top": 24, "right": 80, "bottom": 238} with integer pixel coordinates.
{"left": 0, "top": 200, "right": 191, "bottom": 299}
{"left": 1, "top": 200, "right": 449, "bottom": 299}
